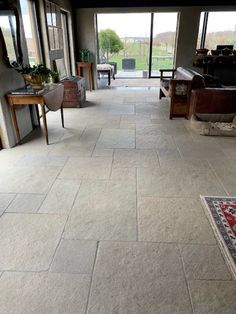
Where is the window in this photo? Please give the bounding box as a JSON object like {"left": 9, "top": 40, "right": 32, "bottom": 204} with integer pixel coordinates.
{"left": 0, "top": 15, "right": 17, "bottom": 63}
{"left": 197, "top": 11, "right": 236, "bottom": 50}
{"left": 20, "top": 0, "right": 42, "bottom": 65}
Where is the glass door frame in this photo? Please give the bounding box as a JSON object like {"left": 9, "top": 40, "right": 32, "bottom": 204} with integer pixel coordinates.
{"left": 96, "top": 12, "right": 178, "bottom": 79}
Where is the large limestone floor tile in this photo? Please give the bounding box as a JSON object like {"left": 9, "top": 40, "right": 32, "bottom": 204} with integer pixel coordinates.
{"left": 180, "top": 244, "right": 231, "bottom": 280}
{"left": 59, "top": 157, "right": 112, "bottom": 180}
{"left": 208, "top": 159, "right": 236, "bottom": 195}
{"left": 0, "top": 194, "right": 15, "bottom": 211}
{"left": 63, "top": 180, "right": 137, "bottom": 241}
{"left": 96, "top": 129, "right": 135, "bottom": 148}
{"left": 39, "top": 179, "right": 81, "bottom": 214}
{"left": 0, "top": 272, "right": 90, "bottom": 314}
{"left": 0, "top": 165, "right": 61, "bottom": 194}
{"left": 6, "top": 194, "right": 45, "bottom": 213}
{"left": 138, "top": 197, "right": 216, "bottom": 244}
{"left": 189, "top": 280, "right": 236, "bottom": 314}
{"left": 109, "top": 104, "right": 134, "bottom": 115}
{"left": 176, "top": 141, "right": 226, "bottom": 159}
{"left": 0, "top": 213, "right": 66, "bottom": 271}
{"left": 136, "top": 134, "right": 175, "bottom": 149}
{"left": 87, "top": 241, "right": 192, "bottom": 314}
{"left": 113, "top": 148, "right": 159, "bottom": 168}
{"left": 50, "top": 239, "right": 97, "bottom": 274}
{"left": 16, "top": 154, "right": 68, "bottom": 168}
{"left": 137, "top": 167, "right": 226, "bottom": 197}
{"left": 110, "top": 167, "right": 136, "bottom": 180}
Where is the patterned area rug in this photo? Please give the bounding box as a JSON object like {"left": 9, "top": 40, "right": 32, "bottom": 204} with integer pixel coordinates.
{"left": 201, "top": 196, "right": 236, "bottom": 279}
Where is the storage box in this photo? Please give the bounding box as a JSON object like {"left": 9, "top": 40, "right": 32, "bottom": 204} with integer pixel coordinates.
{"left": 61, "top": 76, "right": 86, "bottom": 108}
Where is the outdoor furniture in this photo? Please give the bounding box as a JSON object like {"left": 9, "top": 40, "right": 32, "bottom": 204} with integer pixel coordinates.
{"left": 97, "top": 64, "right": 115, "bottom": 86}
{"left": 122, "top": 58, "right": 136, "bottom": 71}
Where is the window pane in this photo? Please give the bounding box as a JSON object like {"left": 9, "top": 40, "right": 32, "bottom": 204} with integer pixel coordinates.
{"left": 151, "top": 12, "right": 178, "bottom": 76}
{"left": 20, "top": 0, "right": 42, "bottom": 65}
{"left": 0, "top": 15, "right": 17, "bottom": 62}
{"left": 196, "top": 12, "right": 205, "bottom": 49}
{"left": 205, "top": 11, "right": 236, "bottom": 50}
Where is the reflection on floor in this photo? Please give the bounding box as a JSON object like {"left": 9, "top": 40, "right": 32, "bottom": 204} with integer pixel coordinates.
{"left": 97, "top": 77, "right": 160, "bottom": 89}
{"left": 0, "top": 88, "right": 236, "bottom": 313}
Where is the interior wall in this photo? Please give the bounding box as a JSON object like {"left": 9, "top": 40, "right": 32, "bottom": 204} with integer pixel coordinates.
{"left": 76, "top": 5, "right": 236, "bottom": 88}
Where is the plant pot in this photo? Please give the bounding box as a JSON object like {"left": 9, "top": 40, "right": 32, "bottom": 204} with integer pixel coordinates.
{"left": 22, "top": 74, "right": 45, "bottom": 89}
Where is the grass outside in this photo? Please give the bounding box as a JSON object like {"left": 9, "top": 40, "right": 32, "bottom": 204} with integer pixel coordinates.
{"left": 105, "top": 42, "right": 174, "bottom": 71}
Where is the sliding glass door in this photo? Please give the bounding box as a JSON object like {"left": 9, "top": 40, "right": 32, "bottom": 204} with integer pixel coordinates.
{"left": 150, "top": 12, "right": 178, "bottom": 77}
{"left": 96, "top": 12, "right": 179, "bottom": 78}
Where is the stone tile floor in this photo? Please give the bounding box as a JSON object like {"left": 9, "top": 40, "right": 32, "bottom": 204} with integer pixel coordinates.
{"left": 0, "top": 87, "right": 236, "bottom": 313}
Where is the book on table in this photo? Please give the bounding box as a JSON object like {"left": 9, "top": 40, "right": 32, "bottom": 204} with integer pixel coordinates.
{"left": 10, "top": 86, "right": 46, "bottom": 95}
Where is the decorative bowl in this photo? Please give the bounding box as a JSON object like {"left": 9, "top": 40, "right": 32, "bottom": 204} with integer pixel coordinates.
{"left": 22, "top": 74, "right": 44, "bottom": 89}
{"left": 196, "top": 48, "right": 209, "bottom": 55}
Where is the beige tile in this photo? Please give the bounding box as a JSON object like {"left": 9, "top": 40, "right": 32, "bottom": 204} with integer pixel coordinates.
{"left": 110, "top": 167, "right": 136, "bottom": 180}
{"left": 113, "top": 149, "right": 159, "bottom": 168}
{"left": 50, "top": 239, "right": 97, "bottom": 274}
{"left": 0, "top": 213, "right": 66, "bottom": 271}
{"left": 92, "top": 148, "right": 114, "bottom": 157}
{"left": 109, "top": 104, "right": 134, "bottom": 115}
{"left": 137, "top": 167, "right": 225, "bottom": 197}
{"left": 6, "top": 194, "right": 44, "bottom": 213}
{"left": 189, "top": 280, "right": 236, "bottom": 314}
{"left": 39, "top": 179, "right": 80, "bottom": 214}
{"left": 93, "top": 241, "right": 184, "bottom": 279}
{"left": 63, "top": 180, "right": 136, "bottom": 241}
{"left": 180, "top": 244, "right": 231, "bottom": 280}
{"left": 156, "top": 147, "right": 182, "bottom": 160}
{"left": 160, "top": 158, "right": 210, "bottom": 169}
{"left": 0, "top": 166, "right": 61, "bottom": 194}
{"left": 59, "top": 157, "right": 112, "bottom": 180}
{"left": 0, "top": 272, "right": 90, "bottom": 314}
{"left": 138, "top": 197, "right": 216, "bottom": 244}
{"left": 0, "top": 194, "right": 15, "bottom": 211}
{"left": 177, "top": 141, "right": 226, "bottom": 159}
{"left": 88, "top": 241, "right": 192, "bottom": 314}
{"left": 136, "top": 134, "right": 175, "bottom": 149}
{"left": 208, "top": 159, "right": 236, "bottom": 195}
{"left": 96, "top": 129, "right": 135, "bottom": 148}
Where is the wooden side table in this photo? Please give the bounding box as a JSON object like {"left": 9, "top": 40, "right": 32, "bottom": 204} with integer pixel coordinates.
{"left": 76, "top": 62, "right": 93, "bottom": 91}
{"left": 7, "top": 84, "right": 64, "bottom": 145}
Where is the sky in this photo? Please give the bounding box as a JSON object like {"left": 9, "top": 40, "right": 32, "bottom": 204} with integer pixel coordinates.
{"left": 97, "top": 12, "right": 236, "bottom": 37}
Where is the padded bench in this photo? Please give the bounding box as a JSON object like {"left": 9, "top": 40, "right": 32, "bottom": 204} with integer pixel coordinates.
{"left": 97, "top": 64, "right": 115, "bottom": 86}
{"left": 159, "top": 67, "right": 205, "bottom": 119}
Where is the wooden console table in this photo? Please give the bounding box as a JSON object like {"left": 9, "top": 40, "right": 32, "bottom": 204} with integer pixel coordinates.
{"left": 76, "top": 62, "right": 93, "bottom": 91}
{"left": 7, "top": 84, "right": 64, "bottom": 145}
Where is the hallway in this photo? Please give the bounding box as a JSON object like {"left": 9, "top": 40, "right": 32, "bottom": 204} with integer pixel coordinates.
{"left": 0, "top": 88, "right": 235, "bottom": 313}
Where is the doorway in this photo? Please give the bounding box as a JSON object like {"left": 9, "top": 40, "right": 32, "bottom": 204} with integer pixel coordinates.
{"left": 96, "top": 12, "right": 179, "bottom": 82}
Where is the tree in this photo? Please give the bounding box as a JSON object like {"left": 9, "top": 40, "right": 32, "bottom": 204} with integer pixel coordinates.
{"left": 99, "top": 29, "right": 124, "bottom": 61}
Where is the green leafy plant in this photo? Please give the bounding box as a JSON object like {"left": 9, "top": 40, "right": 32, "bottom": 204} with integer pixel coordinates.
{"left": 17, "top": 64, "right": 58, "bottom": 83}
{"left": 78, "top": 49, "right": 90, "bottom": 62}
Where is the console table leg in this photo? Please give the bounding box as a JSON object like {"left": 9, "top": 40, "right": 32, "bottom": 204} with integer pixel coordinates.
{"left": 60, "top": 106, "right": 64, "bottom": 128}
{"left": 41, "top": 105, "right": 49, "bottom": 145}
{"left": 9, "top": 104, "right": 21, "bottom": 143}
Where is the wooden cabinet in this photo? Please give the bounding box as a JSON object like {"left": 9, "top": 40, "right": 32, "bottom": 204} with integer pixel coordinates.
{"left": 61, "top": 76, "right": 86, "bottom": 108}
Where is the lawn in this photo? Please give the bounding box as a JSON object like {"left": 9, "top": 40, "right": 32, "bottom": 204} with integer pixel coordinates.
{"left": 104, "top": 41, "right": 174, "bottom": 71}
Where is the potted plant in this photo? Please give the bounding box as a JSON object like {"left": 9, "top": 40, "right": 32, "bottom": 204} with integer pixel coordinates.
{"left": 17, "top": 64, "right": 58, "bottom": 89}
{"left": 79, "top": 49, "right": 90, "bottom": 62}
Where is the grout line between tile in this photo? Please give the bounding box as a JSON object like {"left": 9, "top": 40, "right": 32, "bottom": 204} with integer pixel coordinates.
{"left": 85, "top": 241, "right": 99, "bottom": 314}
{"left": 177, "top": 245, "right": 196, "bottom": 314}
